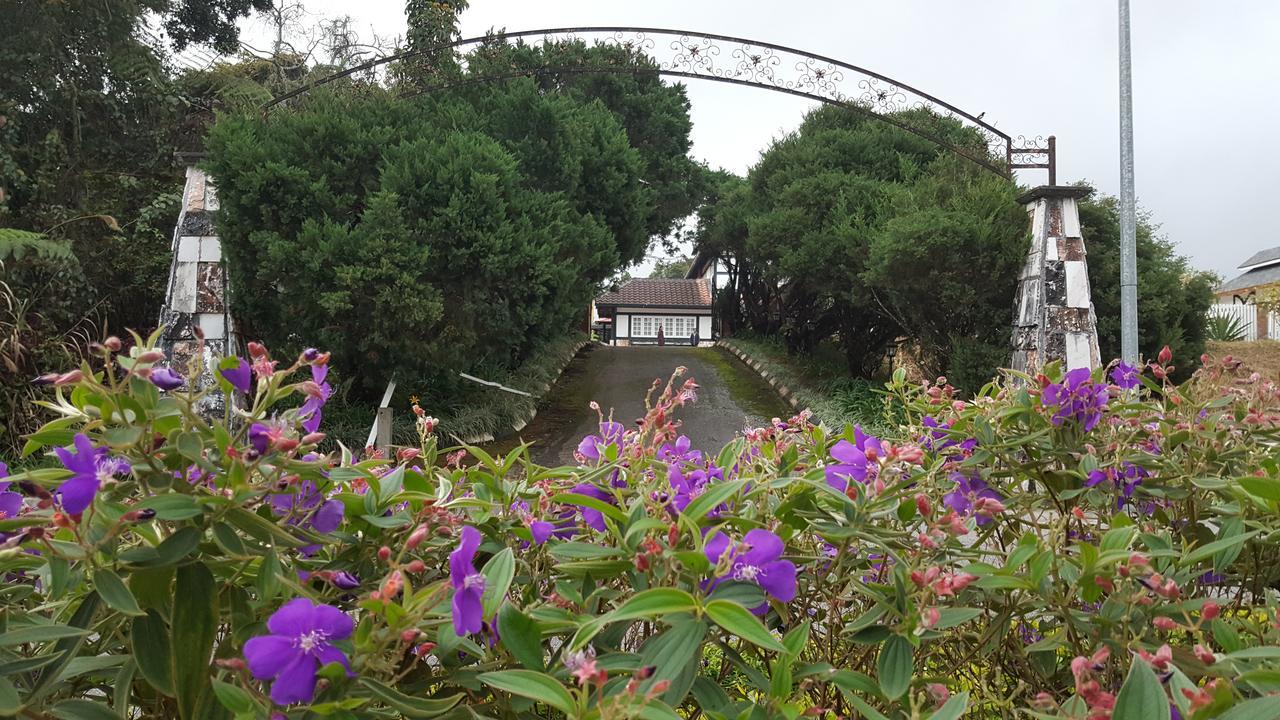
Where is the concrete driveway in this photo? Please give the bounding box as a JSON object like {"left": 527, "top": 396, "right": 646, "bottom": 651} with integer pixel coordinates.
{"left": 510, "top": 345, "right": 791, "bottom": 467}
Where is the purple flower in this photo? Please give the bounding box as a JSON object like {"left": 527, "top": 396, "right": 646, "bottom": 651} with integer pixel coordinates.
{"left": 331, "top": 571, "right": 360, "bottom": 590}
{"left": 575, "top": 421, "right": 626, "bottom": 462}
{"left": 243, "top": 598, "right": 354, "bottom": 705}
{"left": 570, "top": 483, "right": 615, "bottom": 532}
{"left": 300, "top": 363, "right": 331, "bottom": 434}
{"left": 943, "top": 473, "right": 1002, "bottom": 525}
{"left": 249, "top": 423, "right": 272, "bottom": 455}
{"left": 705, "top": 529, "right": 797, "bottom": 613}
{"left": 825, "top": 427, "right": 880, "bottom": 492}
{"left": 450, "top": 526, "right": 486, "bottom": 636}
{"left": 658, "top": 435, "right": 701, "bottom": 464}
{"left": 0, "top": 489, "right": 22, "bottom": 520}
{"left": 150, "top": 367, "right": 185, "bottom": 391}
{"left": 53, "top": 434, "right": 130, "bottom": 515}
{"left": 1110, "top": 361, "right": 1140, "bottom": 390}
{"left": 1042, "top": 368, "right": 1109, "bottom": 432}
{"left": 270, "top": 479, "right": 344, "bottom": 535}
{"left": 221, "top": 358, "right": 252, "bottom": 394}
{"left": 0, "top": 461, "right": 7, "bottom": 480}
{"left": 1086, "top": 462, "right": 1148, "bottom": 509}
{"left": 667, "top": 464, "right": 725, "bottom": 517}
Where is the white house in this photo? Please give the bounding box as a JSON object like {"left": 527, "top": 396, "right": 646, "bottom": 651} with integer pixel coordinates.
{"left": 595, "top": 277, "right": 713, "bottom": 347}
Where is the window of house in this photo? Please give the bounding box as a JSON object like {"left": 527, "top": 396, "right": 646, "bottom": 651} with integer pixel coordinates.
{"left": 632, "top": 315, "right": 699, "bottom": 338}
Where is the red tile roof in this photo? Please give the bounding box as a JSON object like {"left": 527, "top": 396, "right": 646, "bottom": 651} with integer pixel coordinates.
{"left": 596, "top": 278, "right": 712, "bottom": 309}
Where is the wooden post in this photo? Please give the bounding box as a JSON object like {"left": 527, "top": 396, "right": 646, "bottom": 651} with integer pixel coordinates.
{"left": 375, "top": 407, "right": 392, "bottom": 454}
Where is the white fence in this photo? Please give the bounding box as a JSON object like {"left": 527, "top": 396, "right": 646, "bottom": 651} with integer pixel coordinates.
{"left": 1207, "top": 304, "right": 1280, "bottom": 341}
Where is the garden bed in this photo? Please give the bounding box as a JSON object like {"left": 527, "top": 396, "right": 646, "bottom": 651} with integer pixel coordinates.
{"left": 718, "top": 336, "right": 892, "bottom": 433}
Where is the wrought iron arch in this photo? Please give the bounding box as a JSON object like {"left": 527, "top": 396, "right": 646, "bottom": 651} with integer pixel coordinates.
{"left": 264, "top": 27, "right": 1054, "bottom": 180}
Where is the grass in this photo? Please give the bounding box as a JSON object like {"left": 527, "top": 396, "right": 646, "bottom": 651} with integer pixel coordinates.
{"left": 1206, "top": 340, "right": 1280, "bottom": 379}
{"left": 719, "top": 334, "right": 896, "bottom": 434}
{"left": 318, "top": 332, "right": 589, "bottom": 451}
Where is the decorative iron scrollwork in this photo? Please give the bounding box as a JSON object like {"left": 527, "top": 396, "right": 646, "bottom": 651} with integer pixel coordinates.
{"left": 266, "top": 26, "right": 1057, "bottom": 179}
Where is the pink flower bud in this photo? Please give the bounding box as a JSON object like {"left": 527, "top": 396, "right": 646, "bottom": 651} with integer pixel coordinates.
{"left": 1158, "top": 345, "right": 1173, "bottom": 365}
{"left": 54, "top": 370, "right": 84, "bottom": 386}
{"left": 406, "top": 560, "right": 426, "bottom": 573}
{"left": 1202, "top": 601, "right": 1220, "bottom": 620}
{"left": 406, "top": 525, "right": 429, "bottom": 550}
{"left": 302, "top": 432, "right": 326, "bottom": 445}
{"left": 1153, "top": 616, "right": 1178, "bottom": 631}
{"left": 137, "top": 350, "right": 165, "bottom": 363}
{"left": 921, "top": 607, "right": 941, "bottom": 628}
{"left": 915, "top": 493, "right": 932, "bottom": 518}
{"left": 378, "top": 546, "right": 392, "bottom": 561}
{"left": 1194, "top": 644, "right": 1215, "bottom": 664}
{"left": 103, "top": 336, "right": 123, "bottom": 351}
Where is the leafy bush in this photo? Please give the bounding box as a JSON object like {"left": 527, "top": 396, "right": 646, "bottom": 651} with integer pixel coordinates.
{"left": 5, "top": 335, "right": 1280, "bottom": 720}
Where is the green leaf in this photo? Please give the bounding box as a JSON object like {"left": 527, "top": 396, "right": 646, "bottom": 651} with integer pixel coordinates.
{"left": 549, "top": 492, "right": 628, "bottom": 525}
{"left": 876, "top": 635, "right": 913, "bottom": 700}
{"left": 0, "top": 625, "right": 92, "bottom": 647}
{"left": 171, "top": 563, "right": 218, "bottom": 720}
{"left": 0, "top": 677, "right": 21, "bottom": 716}
{"left": 1112, "top": 656, "right": 1169, "bottom": 720}
{"left": 496, "top": 604, "right": 544, "bottom": 671}
{"left": 1239, "top": 476, "right": 1280, "bottom": 501}
{"left": 28, "top": 592, "right": 100, "bottom": 703}
{"left": 360, "top": 678, "right": 462, "bottom": 717}
{"left": 1181, "top": 530, "right": 1259, "bottom": 566}
{"left": 136, "top": 494, "right": 205, "bottom": 521}
{"left": 707, "top": 580, "right": 767, "bottom": 609}
{"left": 93, "top": 569, "right": 145, "bottom": 616}
{"left": 1219, "top": 696, "right": 1280, "bottom": 720}
{"left": 609, "top": 588, "right": 698, "bottom": 622}
{"left": 929, "top": 691, "right": 969, "bottom": 720}
{"left": 933, "top": 608, "right": 983, "bottom": 629}
{"left": 210, "top": 680, "right": 254, "bottom": 715}
{"left": 48, "top": 699, "right": 123, "bottom": 720}
{"left": 704, "top": 599, "right": 787, "bottom": 652}
{"left": 478, "top": 670, "right": 576, "bottom": 714}
{"left": 481, "top": 548, "right": 515, "bottom": 620}
{"left": 682, "top": 479, "right": 748, "bottom": 522}
{"left": 637, "top": 619, "right": 708, "bottom": 706}
{"left": 547, "top": 542, "right": 624, "bottom": 560}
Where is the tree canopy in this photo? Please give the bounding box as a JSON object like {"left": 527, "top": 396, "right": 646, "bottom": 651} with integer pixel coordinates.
{"left": 695, "top": 105, "right": 1211, "bottom": 389}
{"left": 206, "top": 36, "right": 706, "bottom": 396}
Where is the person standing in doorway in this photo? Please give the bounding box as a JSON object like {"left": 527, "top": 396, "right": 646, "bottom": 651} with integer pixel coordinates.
{"left": 657, "top": 325, "right": 665, "bottom": 346}
{"left": 690, "top": 329, "right": 699, "bottom": 347}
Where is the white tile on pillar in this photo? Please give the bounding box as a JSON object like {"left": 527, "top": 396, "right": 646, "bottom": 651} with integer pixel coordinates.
{"left": 1062, "top": 198, "right": 1081, "bottom": 237}
{"left": 177, "top": 236, "right": 200, "bottom": 262}
{"left": 1064, "top": 261, "right": 1091, "bottom": 309}
{"left": 1029, "top": 202, "right": 1046, "bottom": 241}
{"left": 171, "top": 262, "right": 198, "bottom": 313}
{"left": 199, "top": 236, "right": 222, "bottom": 261}
{"left": 1045, "top": 238, "right": 1060, "bottom": 261}
{"left": 197, "top": 313, "right": 226, "bottom": 339}
{"left": 1064, "top": 332, "right": 1093, "bottom": 370}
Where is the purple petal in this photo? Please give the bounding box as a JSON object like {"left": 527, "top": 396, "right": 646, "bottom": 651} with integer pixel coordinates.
{"left": 0, "top": 461, "right": 7, "bottom": 479}
{"left": 150, "top": 367, "right": 185, "bottom": 391}
{"left": 270, "top": 653, "right": 319, "bottom": 705}
{"left": 704, "top": 531, "right": 731, "bottom": 565}
{"left": 310, "top": 499, "right": 344, "bottom": 534}
{"left": 530, "top": 520, "right": 554, "bottom": 545}
{"left": 220, "top": 358, "right": 252, "bottom": 394}
{"left": 267, "top": 598, "right": 319, "bottom": 636}
{"left": 576, "top": 435, "right": 601, "bottom": 460}
{"left": 57, "top": 475, "right": 99, "bottom": 515}
{"left": 315, "top": 644, "right": 354, "bottom": 677}
{"left": 244, "top": 635, "right": 296, "bottom": 680}
{"left": 306, "top": 602, "right": 354, "bottom": 640}
{"left": 824, "top": 465, "right": 852, "bottom": 492}
{"left": 0, "top": 492, "right": 22, "bottom": 519}
{"left": 740, "top": 529, "right": 784, "bottom": 566}
{"left": 599, "top": 421, "right": 625, "bottom": 445}
{"left": 756, "top": 559, "right": 797, "bottom": 603}
{"left": 452, "top": 586, "right": 484, "bottom": 636}
{"left": 331, "top": 571, "right": 360, "bottom": 590}
{"left": 829, "top": 439, "right": 862, "bottom": 464}
{"left": 449, "top": 526, "right": 482, "bottom": 586}
{"left": 248, "top": 423, "right": 271, "bottom": 455}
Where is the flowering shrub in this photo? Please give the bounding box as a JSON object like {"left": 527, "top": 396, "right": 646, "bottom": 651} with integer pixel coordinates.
{"left": 4, "top": 332, "right": 1280, "bottom": 720}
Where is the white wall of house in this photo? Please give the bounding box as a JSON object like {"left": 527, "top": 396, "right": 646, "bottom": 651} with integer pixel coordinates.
{"left": 607, "top": 307, "right": 711, "bottom": 346}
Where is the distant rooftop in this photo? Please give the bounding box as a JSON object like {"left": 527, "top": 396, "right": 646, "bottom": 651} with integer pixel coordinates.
{"left": 596, "top": 278, "right": 712, "bottom": 308}
{"left": 1238, "top": 246, "right": 1280, "bottom": 269}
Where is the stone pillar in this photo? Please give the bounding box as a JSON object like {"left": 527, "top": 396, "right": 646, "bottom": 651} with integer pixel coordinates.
{"left": 158, "top": 157, "right": 238, "bottom": 413}
{"left": 1010, "top": 186, "right": 1101, "bottom": 374}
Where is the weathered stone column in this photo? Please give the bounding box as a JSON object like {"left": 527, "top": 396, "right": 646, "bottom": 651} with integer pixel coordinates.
{"left": 158, "top": 155, "right": 238, "bottom": 413}
{"left": 1010, "top": 186, "right": 1101, "bottom": 374}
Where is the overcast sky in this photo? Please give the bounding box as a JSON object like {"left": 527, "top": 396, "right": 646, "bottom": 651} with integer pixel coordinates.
{"left": 238, "top": 1, "right": 1280, "bottom": 281}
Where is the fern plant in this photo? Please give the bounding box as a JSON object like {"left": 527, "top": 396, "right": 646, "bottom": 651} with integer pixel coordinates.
{"left": 0, "top": 228, "right": 73, "bottom": 261}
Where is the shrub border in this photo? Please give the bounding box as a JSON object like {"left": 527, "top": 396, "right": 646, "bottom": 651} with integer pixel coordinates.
{"left": 717, "top": 339, "right": 816, "bottom": 423}
{"left": 455, "top": 338, "right": 592, "bottom": 445}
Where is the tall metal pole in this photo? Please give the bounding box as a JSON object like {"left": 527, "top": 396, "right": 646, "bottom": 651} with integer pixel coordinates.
{"left": 1118, "top": 0, "right": 1139, "bottom": 365}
